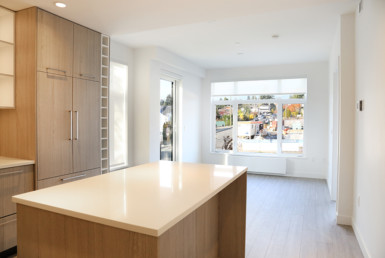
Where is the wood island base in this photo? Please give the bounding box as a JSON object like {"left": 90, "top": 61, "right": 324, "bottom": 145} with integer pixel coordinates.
{"left": 16, "top": 173, "right": 246, "bottom": 258}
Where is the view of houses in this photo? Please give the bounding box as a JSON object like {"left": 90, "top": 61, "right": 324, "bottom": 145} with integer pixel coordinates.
{"left": 215, "top": 102, "right": 304, "bottom": 154}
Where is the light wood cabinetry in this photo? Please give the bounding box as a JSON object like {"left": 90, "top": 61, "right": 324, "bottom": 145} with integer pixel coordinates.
{"left": 34, "top": 9, "right": 101, "bottom": 186}
{"left": 73, "top": 24, "right": 101, "bottom": 81}
{"left": 0, "top": 7, "right": 102, "bottom": 190}
{"left": 0, "top": 7, "right": 15, "bottom": 108}
{"left": 37, "top": 168, "right": 100, "bottom": 189}
{"left": 73, "top": 78, "right": 101, "bottom": 172}
{"left": 37, "top": 72, "right": 73, "bottom": 180}
{"left": 0, "top": 214, "right": 16, "bottom": 252}
{"left": 37, "top": 9, "right": 73, "bottom": 77}
{"left": 0, "top": 164, "right": 33, "bottom": 253}
{"left": 37, "top": 76, "right": 101, "bottom": 181}
{"left": 0, "top": 165, "right": 34, "bottom": 218}
{"left": 0, "top": 7, "right": 37, "bottom": 161}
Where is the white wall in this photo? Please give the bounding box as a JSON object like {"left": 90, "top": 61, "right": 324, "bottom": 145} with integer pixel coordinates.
{"left": 328, "top": 13, "right": 356, "bottom": 224}
{"left": 201, "top": 62, "right": 329, "bottom": 179}
{"left": 353, "top": 0, "right": 385, "bottom": 257}
{"left": 328, "top": 21, "right": 341, "bottom": 201}
{"left": 337, "top": 13, "right": 356, "bottom": 225}
{"left": 133, "top": 47, "right": 204, "bottom": 165}
{"left": 110, "top": 41, "right": 135, "bottom": 167}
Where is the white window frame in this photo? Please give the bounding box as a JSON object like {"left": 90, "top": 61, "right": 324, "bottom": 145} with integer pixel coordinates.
{"left": 211, "top": 79, "right": 307, "bottom": 158}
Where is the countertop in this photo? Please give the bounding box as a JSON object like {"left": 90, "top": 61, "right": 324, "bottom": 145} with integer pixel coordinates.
{"left": 0, "top": 156, "right": 35, "bottom": 169}
{"left": 13, "top": 161, "right": 247, "bottom": 236}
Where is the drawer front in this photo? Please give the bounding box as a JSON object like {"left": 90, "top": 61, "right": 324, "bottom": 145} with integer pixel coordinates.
{"left": 0, "top": 214, "right": 17, "bottom": 252}
{"left": 0, "top": 165, "right": 34, "bottom": 218}
{"left": 37, "top": 168, "right": 101, "bottom": 189}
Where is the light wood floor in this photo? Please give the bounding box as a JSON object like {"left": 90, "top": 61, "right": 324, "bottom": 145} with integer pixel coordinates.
{"left": 245, "top": 174, "right": 363, "bottom": 258}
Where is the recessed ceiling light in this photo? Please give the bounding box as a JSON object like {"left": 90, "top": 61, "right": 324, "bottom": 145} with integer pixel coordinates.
{"left": 272, "top": 34, "right": 280, "bottom": 39}
{"left": 237, "top": 52, "right": 244, "bottom": 55}
{"left": 55, "top": 2, "right": 66, "bottom": 8}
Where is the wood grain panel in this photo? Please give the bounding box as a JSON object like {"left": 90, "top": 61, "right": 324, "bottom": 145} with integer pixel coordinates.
{"left": 16, "top": 205, "right": 39, "bottom": 258}
{"left": 17, "top": 204, "right": 158, "bottom": 258}
{"left": 38, "top": 208, "right": 67, "bottom": 258}
{"left": 0, "top": 165, "right": 33, "bottom": 217}
{"left": 218, "top": 173, "right": 247, "bottom": 258}
{"left": 72, "top": 78, "right": 101, "bottom": 172}
{"left": 73, "top": 24, "right": 101, "bottom": 82}
{"left": 37, "top": 72, "right": 72, "bottom": 180}
{"left": 37, "top": 9, "right": 73, "bottom": 76}
{"left": 152, "top": 194, "right": 219, "bottom": 258}
{"left": 37, "top": 168, "right": 101, "bottom": 189}
{"left": 0, "top": 214, "right": 17, "bottom": 252}
{"left": 195, "top": 195, "right": 218, "bottom": 258}
{"left": 17, "top": 196, "right": 221, "bottom": 258}
{"left": 0, "top": 7, "right": 37, "bottom": 161}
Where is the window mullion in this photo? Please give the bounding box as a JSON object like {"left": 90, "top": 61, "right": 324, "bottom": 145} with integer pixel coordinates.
{"left": 232, "top": 103, "right": 238, "bottom": 153}
{"left": 277, "top": 103, "right": 283, "bottom": 155}
{"left": 212, "top": 104, "right": 216, "bottom": 152}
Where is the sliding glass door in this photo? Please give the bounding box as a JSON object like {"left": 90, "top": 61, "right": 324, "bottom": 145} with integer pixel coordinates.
{"left": 160, "top": 79, "right": 176, "bottom": 161}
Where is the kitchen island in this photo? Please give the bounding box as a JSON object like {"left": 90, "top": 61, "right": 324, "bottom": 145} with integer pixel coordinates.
{"left": 13, "top": 161, "right": 247, "bottom": 258}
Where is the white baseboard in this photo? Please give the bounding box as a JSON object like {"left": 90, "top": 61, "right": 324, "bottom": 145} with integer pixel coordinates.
{"left": 247, "top": 171, "right": 326, "bottom": 180}
{"left": 287, "top": 171, "right": 326, "bottom": 179}
{"left": 352, "top": 220, "right": 371, "bottom": 258}
{"left": 336, "top": 213, "right": 352, "bottom": 225}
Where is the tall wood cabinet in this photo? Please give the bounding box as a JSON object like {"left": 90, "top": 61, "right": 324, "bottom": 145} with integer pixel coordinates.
{"left": 0, "top": 7, "right": 102, "bottom": 189}
{"left": 36, "top": 9, "right": 101, "bottom": 187}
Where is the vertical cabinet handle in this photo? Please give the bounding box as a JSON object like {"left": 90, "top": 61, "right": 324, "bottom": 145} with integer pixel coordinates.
{"left": 69, "top": 111, "right": 73, "bottom": 140}
{"left": 75, "top": 111, "right": 79, "bottom": 140}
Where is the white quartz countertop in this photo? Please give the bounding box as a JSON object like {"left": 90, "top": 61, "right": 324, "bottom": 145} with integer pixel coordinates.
{"left": 13, "top": 161, "right": 247, "bottom": 237}
{"left": 0, "top": 156, "right": 35, "bottom": 169}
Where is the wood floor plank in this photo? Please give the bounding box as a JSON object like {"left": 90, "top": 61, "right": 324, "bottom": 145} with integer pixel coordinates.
{"left": 245, "top": 174, "right": 363, "bottom": 258}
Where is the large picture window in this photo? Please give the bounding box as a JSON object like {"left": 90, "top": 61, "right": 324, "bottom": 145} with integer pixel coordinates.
{"left": 211, "top": 79, "right": 306, "bottom": 156}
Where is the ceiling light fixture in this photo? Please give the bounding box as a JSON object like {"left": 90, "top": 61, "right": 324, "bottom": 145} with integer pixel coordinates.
{"left": 55, "top": 2, "right": 66, "bottom": 8}
{"left": 272, "top": 34, "right": 280, "bottom": 39}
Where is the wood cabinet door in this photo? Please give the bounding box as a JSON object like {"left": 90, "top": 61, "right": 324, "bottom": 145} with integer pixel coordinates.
{"left": 72, "top": 78, "right": 100, "bottom": 172}
{"left": 37, "top": 9, "right": 73, "bottom": 76}
{"left": 37, "top": 168, "right": 101, "bottom": 189}
{"left": 0, "top": 165, "right": 34, "bottom": 218}
{"left": 73, "top": 24, "right": 101, "bottom": 82}
{"left": 37, "top": 72, "right": 73, "bottom": 180}
{"left": 0, "top": 214, "right": 16, "bottom": 252}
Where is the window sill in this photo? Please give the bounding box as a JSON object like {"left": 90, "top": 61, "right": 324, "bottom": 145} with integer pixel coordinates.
{"left": 109, "top": 164, "right": 129, "bottom": 172}
{"left": 210, "top": 151, "right": 305, "bottom": 159}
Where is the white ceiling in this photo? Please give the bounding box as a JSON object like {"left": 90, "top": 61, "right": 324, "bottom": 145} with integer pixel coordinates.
{"left": 1, "top": 0, "right": 358, "bottom": 69}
